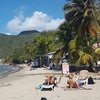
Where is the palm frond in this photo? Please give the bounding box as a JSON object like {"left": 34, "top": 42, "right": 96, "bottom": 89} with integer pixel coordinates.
{"left": 88, "top": 18, "right": 100, "bottom": 36}
{"left": 69, "top": 38, "right": 77, "bottom": 50}
{"left": 78, "top": 53, "right": 93, "bottom": 64}
{"left": 95, "top": 47, "right": 100, "bottom": 55}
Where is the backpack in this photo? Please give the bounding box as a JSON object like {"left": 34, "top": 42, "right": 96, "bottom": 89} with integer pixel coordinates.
{"left": 88, "top": 76, "right": 95, "bottom": 84}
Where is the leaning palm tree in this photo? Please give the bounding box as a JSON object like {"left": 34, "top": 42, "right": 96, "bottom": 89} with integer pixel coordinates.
{"left": 54, "top": 0, "right": 100, "bottom": 71}
{"left": 63, "top": 0, "right": 100, "bottom": 71}
{"left": 64, "top": 0, "right": 100, "bottom": 37}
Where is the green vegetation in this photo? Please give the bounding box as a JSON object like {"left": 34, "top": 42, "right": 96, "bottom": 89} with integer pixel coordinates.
{"left": 0, "top": 33, "right": 37, "bottom": 59}
{"left": 54, "top": 0, "right": 100, "bottom": 71}
{"left": 1, "top": 0, "right": 100, "bottom": 72}
{"left": 1, "top": 30, "right": 61, "bottom": 63}
{"left": 10, "top": 30, "right": 61, "bottom": 63}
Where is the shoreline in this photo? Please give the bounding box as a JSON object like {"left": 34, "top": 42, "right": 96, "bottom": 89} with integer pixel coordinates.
{"left": 0, "top": 65, "right": 100, "bottom": 100}
{"left": 0, "top": 64, "right": 27, "bottom": 83}
{"left": 0, "top": 64, "right": 25, "bottom": 80}
{"left": 0, "top": 63, "right": 100, "bottom": 82}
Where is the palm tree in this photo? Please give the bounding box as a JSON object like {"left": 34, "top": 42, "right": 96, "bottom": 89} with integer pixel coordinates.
{"left": 53, "top": 21, "right": 73, "bottom": 62}
{"left": 54, "top": 0, "right": 100, "bottom": 71}
{"left": 64, "top": 0, "right": 100, "bottom": 37}
{"left": 64, "top": 0, "right": 100, "bottom": 71}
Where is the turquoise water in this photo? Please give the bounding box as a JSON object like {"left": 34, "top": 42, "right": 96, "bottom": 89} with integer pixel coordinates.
{"left": 0, "top": 64, "right": 19, "bottom": 75}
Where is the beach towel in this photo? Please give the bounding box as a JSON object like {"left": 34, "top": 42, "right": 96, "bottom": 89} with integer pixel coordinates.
{"left": 36, "top": 84, "right": 54, "bottom": 91}
{"left": 41, "top": 84, "right": 54, "bottom": 91}
{"left": 78, "top": 77, "right": 88, "bottom": 85}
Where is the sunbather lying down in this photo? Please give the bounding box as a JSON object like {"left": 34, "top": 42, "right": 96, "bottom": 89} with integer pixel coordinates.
{"left": 35, "top": 74, "right": 57, "bottom": 91}
{"left": 44, "top": 74, "right": 57, "bottom": 86}
{"left": 64, "top": 73, "right": 92, "bottom": 90}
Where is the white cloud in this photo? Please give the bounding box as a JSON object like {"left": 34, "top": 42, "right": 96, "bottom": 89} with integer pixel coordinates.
{"left": 7, "top": 11, "right": 64, "bottom": 34}
{"left": 4, "top": 32, "right": 11, "bottom": 35}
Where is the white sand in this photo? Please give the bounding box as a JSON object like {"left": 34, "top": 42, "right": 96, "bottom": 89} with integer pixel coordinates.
{"left": 0, "top": 64, "right": 100, "bottom": 100}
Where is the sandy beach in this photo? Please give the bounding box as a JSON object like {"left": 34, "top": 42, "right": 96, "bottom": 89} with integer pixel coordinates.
{"left": 0, "top": 64, "right": 100, "bottom": 100}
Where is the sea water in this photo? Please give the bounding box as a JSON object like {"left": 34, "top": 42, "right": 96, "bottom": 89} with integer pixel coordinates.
{"left": 0, "top": 64, "right": 19, "bottom": 76}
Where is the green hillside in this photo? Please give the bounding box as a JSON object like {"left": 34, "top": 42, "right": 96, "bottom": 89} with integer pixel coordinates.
{"left": 0, "top": 33, "right": 37, "bottom": 58}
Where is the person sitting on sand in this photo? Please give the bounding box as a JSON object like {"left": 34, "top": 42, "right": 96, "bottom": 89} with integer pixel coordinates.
{"left": 66, "top": 73, "right": 92, "bottom": 90}
{"left": 35, "top": 74, "right": 57, "bottom": 91}
{"left": 67, "top": 73, "right": 79, "bottom": 88}
{"left": 44, "top": 74, "right": 57, "bottom": 86}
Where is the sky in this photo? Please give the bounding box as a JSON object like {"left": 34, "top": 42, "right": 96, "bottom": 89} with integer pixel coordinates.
{"left": 0, "top": 0, "right": 69, "bottom": 35}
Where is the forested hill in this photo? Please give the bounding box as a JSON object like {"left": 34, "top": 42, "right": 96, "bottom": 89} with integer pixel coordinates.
{"left": 0, "top": 32, "right": 38, "bottom": 58}
{"left": 19, "top": 30, "right": 40, "bottom": 35}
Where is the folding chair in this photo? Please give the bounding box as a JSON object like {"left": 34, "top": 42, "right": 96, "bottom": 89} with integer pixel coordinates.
{"left": 77, "top": 70, "right": 89, "bottom": 85}
{"left": 62, "top": 62, "right": 70, "bottom": 76}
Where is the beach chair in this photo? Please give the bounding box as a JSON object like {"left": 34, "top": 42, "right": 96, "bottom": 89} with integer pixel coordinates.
{"left": 62, "top": 62, "right": 70, "bottom": 76}
{"left": 58, "top": 62, "right": 70, "bottom": 83}
{"left": 41, "top": 84, "right": 54, "bottom": 91}
{"left": 77, "top": 70, "right": 89, "bottom": 85}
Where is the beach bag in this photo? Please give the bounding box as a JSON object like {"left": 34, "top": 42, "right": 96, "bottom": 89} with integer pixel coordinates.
{"left": 88, "top": 76, "right": 95, "bottom": 84}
